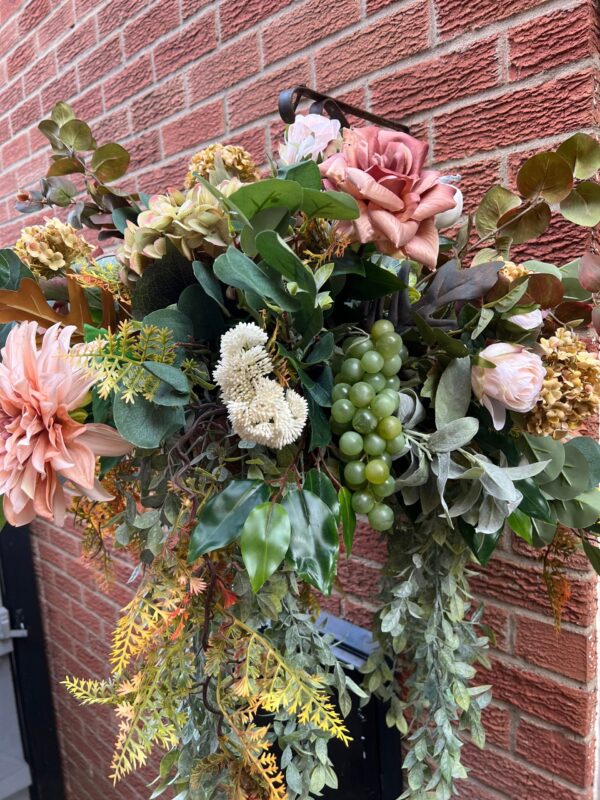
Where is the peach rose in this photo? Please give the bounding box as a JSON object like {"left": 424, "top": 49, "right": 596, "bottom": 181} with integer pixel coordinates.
{"left": 471, "top": 342, "right": 546, "bottom": 430}
{"left": 319, "top": 126, "right": 456, "bottom": 268}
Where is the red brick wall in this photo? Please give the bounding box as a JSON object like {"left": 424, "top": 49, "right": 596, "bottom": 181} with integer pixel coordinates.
{"left": 1, "top": 0, "right": 598, "bottom": 797}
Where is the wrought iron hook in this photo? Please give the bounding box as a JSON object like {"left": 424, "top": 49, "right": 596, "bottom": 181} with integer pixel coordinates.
{"left": 278, "top": 85, "right": 410, "bottom": 133}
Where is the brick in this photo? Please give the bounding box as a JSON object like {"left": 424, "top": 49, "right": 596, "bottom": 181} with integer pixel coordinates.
{"left": 153, "top": 11, "right": 217, "bottom": 81}
{"left": 516, "top": 718, "right": 595, "bottom": 788}
{"left": 457, "top": 779, "right": 508, "bottom": 800}
{"left": 512, "top": 212, "right": 591, "bottom": 265}
{"left": 97, "top": 0, "right": 140, "bottom": 36}
{"left": 77, "top": 35, "right": 123, "bottom": 90}
{"left": 18, "top": 0, "right": 51, "bottom": 33}
{"left": 188, "top": 31, "right": 261, "bottom": 104}
{"left": 371, "top": 37, "right": 499, "bottom": 118}
{"left": 316, "top": 3, "right": 429, "bottom": 90}
{"left": 36, "top": 1, "right": 75, "bottom": 51}
{"left": 336, "top": 557, "right": 380, "bottom": 600}
{"left": 509, "top": 3, "right": 594, "bottom": 80}
{"left": 131, "top": 77, "right": 186, "bottom": 131}
{"left": 127, "top": 129, "right": 162, "bottom": 172}
{"left": 0, "top": 79, "right": 24, "bottom": 118}
{"left": 123, "top": 1, "right": 180, "bottom": 58}
{"left": 103, "top": 53, "right": 153, "bottom": 111}
{"left": 161, "top": 99, "right": 225, "bottom": 158}
{"left": 482, "top": 703, "right": 511, "bottom": 749}
{"left": 262, "top": 0, "right": 360, "bottom": 65}
{"left": 451, "top": 158, "right": 501, "bottom": 215}
{"left": 434, "top": 70, "right": 595, "bottom": 161}
{"left": 471, "top": 555, "right": 597, "bottom": 627}
{"left": 488, "top": 657, "right": 595, "bottom": 735}
{"left": 23, "top": 52, "right": 57, "bottom": 95}
{"left": 41, "top": 67, "right": 77, "bottom": 112}
{"left": 73, "top": 85, "right": 103, "bottom": 122}
{"left": 482, "top": 602, "right": 510, "bottom": 653}
{"left": 366, "top": 0, "right": 397, "bottom": 12}
{"left": 228, "top": 125, "right": 268, "bottom": 164}
{"left": 436, "top": 0, "right": 548, "bottom": 39}
{"left": 342, "top": 598, "right": 376, "bottom": 628}
{"left": 56, "top": 17, "right": 97, "bottom": 69}
{"left": 514, "top": 615, "right": 596, "bottom": 682}
{"left": 463, "top": 742, "right": 592, "bottom": 800}
{"left": 228, "top": 58, "right": 311, "bottom": 129}
{"left": 219, "top": 0, "right": 290, "bottom": 40}
{"left": 7, "top": 34, "right": 36, "bottom": 80}
{"left": 348, "top": 521, "right": 388, "bottom": 563}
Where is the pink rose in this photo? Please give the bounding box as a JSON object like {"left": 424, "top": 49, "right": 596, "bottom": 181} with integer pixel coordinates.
{"left": 319, "top": 126, "right": 456, "bottom": 268}
{"left": 471, "top": 343, "right": 546, "bottom": 430}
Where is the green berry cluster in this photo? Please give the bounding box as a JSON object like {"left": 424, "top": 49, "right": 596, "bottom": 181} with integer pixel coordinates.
{"left": 331, "top": 320, "right": 407, "bottom": 532}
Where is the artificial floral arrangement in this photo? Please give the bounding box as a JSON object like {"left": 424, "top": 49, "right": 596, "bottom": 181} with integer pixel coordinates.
{"left": 2, "top": 94, "right": 600, "bottom": 800}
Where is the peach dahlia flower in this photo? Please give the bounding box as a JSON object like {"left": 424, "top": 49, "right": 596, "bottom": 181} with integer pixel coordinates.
{"left": 0, "top": 322, "right": 132, "bottom": 526}
{"left": 319, "top": 126, "right": 456, "bottom": 268}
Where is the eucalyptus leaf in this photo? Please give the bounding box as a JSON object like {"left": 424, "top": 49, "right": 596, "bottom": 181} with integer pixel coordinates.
{"left": 557, "top": 132, "right": 600, "bottom": 180}
{"left": 301, "top": 188, "right": 360, "bottom": 220}
{"left": 560, "top": 181, "right": 600, "bottom": 227}
{"left": 521, "top": 433, "right": 565, "bottom": 483}
{"left": 541, "top": 441, "right": 591, "bottom": 500}
{"left": 516, "top": 151, "right": 573, "bottom": 203}
{"left": 113, "top": 394, "right": 184, "bottom": 449}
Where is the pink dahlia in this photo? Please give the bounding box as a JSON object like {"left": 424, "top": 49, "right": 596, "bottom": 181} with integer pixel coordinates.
{"left": 319, "top": 126, "right": 456, "bottom": 268}
{"left": 0, "top": 322, "right": 132, "bottom": 526}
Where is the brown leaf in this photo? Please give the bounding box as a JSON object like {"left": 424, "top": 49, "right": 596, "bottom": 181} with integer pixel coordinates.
{"left": 0, "top": 277, "right": 93, "bottom": 335}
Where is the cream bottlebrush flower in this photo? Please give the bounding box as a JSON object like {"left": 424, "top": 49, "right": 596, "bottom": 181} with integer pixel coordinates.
{"left": 0, "top": 322, "right": 132, "bottom": 526}
{"left": 279, "top": 113, "right": 342, "bottom": 165}
{"left": 213, "top": 323, "right": 308, "bottom": 449}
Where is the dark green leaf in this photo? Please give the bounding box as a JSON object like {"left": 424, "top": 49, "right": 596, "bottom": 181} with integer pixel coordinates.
{"left": 239, "top": 206, "right": 290, "bottom": 258}
{"left": 582, "top": 537, "right": 600, "bottom": 575}
{"left": 552, "top": 490, "right": 600, "bottom": 529}
{"left": 304, "top": 469, "right": 339, "bottom": 519}
{"left": 240, "top": 502, "right": 291, "bottom": 592}
{"left": 192, "top": 259, "right": 227, "bottom": 311}
{"left": 112, "top": 206, "right": 139, "bottom": 234}
{"left": 459, "top": 519, "right": 501, "bottom": 565}
{"left": 306, "top": 396, "right": 332, "bottom": 451}
{"left": 132, "top": 243, "right": 195, "bottom": 318}
{"left": 143, "top": 308, "right": 194, "bottom": 344}
{"left": 338, "top": 487, "right": 356, "bottom": 557}
{"left": 345, "top": 262, "right": 406, "bottom": 300}
{"left": 531, "top": 517, "right": 557, "bottom": 547}
{"left": 516, "top": 478, "right": 556, "bottom": 523}
{"left": 283, "top": 489, "right": 339, "bottom": 595}
{"left": 113, "top": 393, "right": 184, "bottom": 448}
{"left": 91, "top": 142, "right": 130, "bottom": 182}
{"left": 557, "top": 132, "right": 600, "bottom": 180}
{"left": 229, "top": 178, "right": 303, "bottom": 218}
{"left": 189, "top": 481, "right": 270, "bottom": 560}
{"left": 177, "top": 284, "right": 226, "bottom": 342}
{"left": 516, "top": 151, "right": 573, "bottom": 203}
{"left": 213, "top": 246, "right": 300, "bottom": 312}
{"left": 507, "top": 509, "right": 533, "bottom": 544}
{"left": 300, "top": 188, "right": 359, "bottom": 220}
{"left": 0, "top": 249, "right": 32, "bottom": 290}
{"left": 304, "top": 332, "right": 335, "bottom": 365}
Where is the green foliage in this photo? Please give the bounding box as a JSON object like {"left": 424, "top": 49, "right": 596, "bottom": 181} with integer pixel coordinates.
{"left": 240, "top": 502, "right": 292, "bottom": 592}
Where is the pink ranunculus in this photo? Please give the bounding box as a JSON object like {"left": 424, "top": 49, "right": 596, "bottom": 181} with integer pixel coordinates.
{"left": 0, "top": 322, "right": 132, "bottom": 526}
{"left": 279, "top": 114, "right": 342, "bottom": 166}
{"left": 319, "top": 126, "right": 456, "bottom": 268}
{"left": 471, "top": 342, "right": 546, "bottom": 430}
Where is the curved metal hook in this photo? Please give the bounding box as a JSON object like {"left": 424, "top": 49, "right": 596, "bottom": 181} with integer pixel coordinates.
{"left": 278, "top": 85, "right": 409, "bottom": 133}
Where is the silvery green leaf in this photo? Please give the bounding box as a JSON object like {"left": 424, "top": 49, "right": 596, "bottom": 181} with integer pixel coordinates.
{"left": 286, "top": 762, "right": 303, "bottom": 794}
{"left": 448, "top": 481, "right": 482, "bottom": 517}
{"left": 498, "top": 459, "right": 551, "bottom": 479}
{"left": 398, "top": 389, "right": 426, "bottom": 428}
{"left": 420, "top": 476, "right": 441, "bottom": 515}
{"left": 428, "top": 417, "right": 479, "bottom": 452}
{"left": 396, "top": 450, "right": 430, "bottom": 487}
{"left": 475, "top": 495, "right": 507, "bottom": 533}
{"left": 401, "top": 484, "right": 420, "bottom": 505}
{"left": 434, "top": 453, "right": 451, "bottom": 517}
{"left": 435, "top": 357, "right": 472, "bottom": 428}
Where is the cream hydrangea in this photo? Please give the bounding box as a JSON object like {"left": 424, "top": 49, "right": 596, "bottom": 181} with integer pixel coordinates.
{"left": 213, "top": 323, "right": 308, "bottom": 449}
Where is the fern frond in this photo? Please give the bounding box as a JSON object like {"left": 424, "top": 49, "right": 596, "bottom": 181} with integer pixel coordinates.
{"left": 62, "top": 676, "right": 117, "bottom": 705}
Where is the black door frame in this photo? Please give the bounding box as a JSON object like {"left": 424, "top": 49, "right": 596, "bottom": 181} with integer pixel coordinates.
{"left": 0, "top": 524, "right": 66, "bottom": 800}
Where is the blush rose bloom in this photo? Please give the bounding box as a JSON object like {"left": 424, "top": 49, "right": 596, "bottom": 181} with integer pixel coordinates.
{"left": 471, "top": 342, "right": 546, "bottom": 430}
{"left": 319, "top": 126, "right": 456, "bottom": 268}
{"left": 507, "top": 308, "right": 544, "bottom": 330}
{"left": 0, "top": 322, "right": 132, "bottom": 526}
{"left": 279, "top": 114, "right": 342, "bottom": 166}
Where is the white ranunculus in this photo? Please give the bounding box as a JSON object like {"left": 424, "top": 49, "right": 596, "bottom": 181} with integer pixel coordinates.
{"left": 471, "top": 342, "right": 545, "bottom": 430}
{"left": 279, "top": 114, "right": 342, "bottom": 166}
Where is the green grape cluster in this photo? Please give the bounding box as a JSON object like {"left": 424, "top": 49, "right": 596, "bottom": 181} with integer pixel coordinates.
{"left": 331, "top": 320, "right": 407, "bottom": 532}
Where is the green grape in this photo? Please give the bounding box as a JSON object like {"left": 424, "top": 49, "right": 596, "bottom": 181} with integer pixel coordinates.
{"left": 344, "top": 460, "right": 366, "bottom": 487}
{"left": 340, "top": 357, "right": 364, "bottom": 383}
{"left": 332, "top": 383, "right": 351, "bottom": 402}
{"left": 334, "top": 373, "right": 347, "bottom": 385}
{"left": 381, "top": 354, "right": 402, "bottom": 377}
{"left": 372, "top": 475, "right": 395, "bottom": 498}
{"left": 379, "top": 388, "right": 400, "bottom": 411}
{"left": 399, "top": 345, "right": 409, "bottom": 362}
{"left": 345, "top": 337, "right": 373, "bottom": 357}
{"left": 363, "top": 433, "right": 386, "bottom": 456}
{"left": 349, "top": 381, "right": 375, "bottom": 408}
{"left": 352, "top": 408, "right": 378, "bottom": 434}
{"left": 385, "top": 376, "right": 401, "bottom": 391}
{"left": 386, "top": 433, "right": 407, "bottom": 455}
{"left": 380, "top": 453, "right": 392, "bottom": 468}
{"left": 370, "top": 392, "right": 396, "bottom": 419}
{"left": 339, "top": 431, "right": 364, "bottom": 457}
{"left": 364, "top": 459, "right": 390, "bottom": 485}
{"left": 351, "top": 490, "right": 376, "bottom": 514}
{"left": 370, "top": 319, "right": 395, "bottom": 340}
{"left": 331, "top": 420, "right": 351, "bottom": 436}
{"left": 365, "top": 372, "right": 386, "bottom": 392}
{"left": 368, "top": 502, "right": 394, "bottom": 531}
{"left": 360, "top": 350, "right": 385, "bottom": 374}
{"left": 375, "top": 332, "right": 403, "bottom": 358}
{"left": 332, "top": 399, "right": 356, "bottom": 424}
{"left": 377, "top": 416, "right": 403, "bottom": 440}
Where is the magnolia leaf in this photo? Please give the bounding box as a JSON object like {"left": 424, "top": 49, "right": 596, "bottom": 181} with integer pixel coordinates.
{"left": 188, "top": 481, "right": 270, "bottom": 560}
{"left": 0, "top": 276, "right": 92, "bottom": 334}
{"left": 435, "top": 357, "right": 472, "bottom": 428}
{"left": 304, "top": 469, "right": 339, "bottom": 519}
{"left": 428, "top": 417, "right": 479, "bottom": 453}
{"left": 498, "top": 202, "right": 551, "bottom": 244}
{"left": 557, "top": 132, "right": 600, "bottom": 179}
{"left": 240, "top": 502, "right": 291, "bottom": 592}
{"left": 338, "top": 487, "right": 356, "bottom": 556}
{"left": 560, "top": 181, "right": 600, "bottom": 227}
{"left": 516, "top": 151, "right": 573, "bottom": 203}
{"left": 283, "top": 489, "right": 339, "bottom": 595}
{"left": 59, "top": 118, "right": 95, "bottom": 151}
{"left": 475, "top": 186, "right": 521, "bottom": 237}
{"left": 507, "top": 508, "right": 533, "bottom": 544}
{"left": 91, "top": 142, "right": 130, "bottom": 182}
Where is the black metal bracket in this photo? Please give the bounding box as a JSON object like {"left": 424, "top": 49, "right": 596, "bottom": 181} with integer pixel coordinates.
{"left": 278, "top": 85, "right": 410, "bottom": 133}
